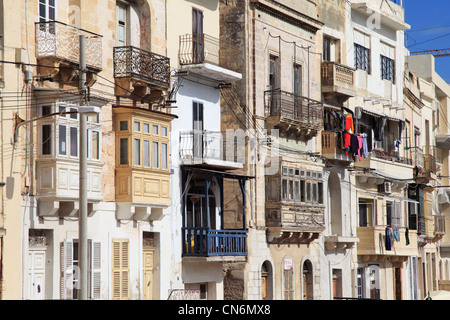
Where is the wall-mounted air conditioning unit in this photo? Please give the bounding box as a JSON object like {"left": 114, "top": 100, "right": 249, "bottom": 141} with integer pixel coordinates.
{"left": 378, "top": 181, "right": 392, "bottom": 194}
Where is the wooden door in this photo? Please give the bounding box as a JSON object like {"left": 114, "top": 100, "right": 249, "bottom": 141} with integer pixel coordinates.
{"left": 143, "top": 247, "right": 154, "bottom": 300}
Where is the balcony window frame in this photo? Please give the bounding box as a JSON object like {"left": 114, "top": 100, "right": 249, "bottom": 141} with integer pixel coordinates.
{"left": 117, "top": 116, "right": 170, "bottom": 172}
{"left": 39, "top": 0, "right": 56, "bottom": 23}
{"left": 38, "top": 102, "right": 102, "bottom": 162}
{"left": 279, "top": 166, "right": 323, "bottom": 205}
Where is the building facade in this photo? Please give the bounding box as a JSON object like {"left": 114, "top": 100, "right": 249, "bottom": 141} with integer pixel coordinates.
{"left": 0, "top": 0, "right": 449, "bottom": 300}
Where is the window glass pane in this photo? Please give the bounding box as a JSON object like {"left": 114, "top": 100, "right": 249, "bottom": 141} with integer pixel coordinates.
{"left": 59, "top": 125, "right": 67, "bottom": 155}
{"left": 120, "top": 121, "right": 128, "bottom": 131}
{"left": 59, "top": 105, "right": 66, "bottom": 117}
{"left": 120, "top": 138, "right": 128, "bottom": 165}
{"left": 306, "top": 182, "right": 311, "bottom": 202}
{"left": 312, "top": 183, "right": 317, "bottom": 203}
{"left": 144, "top": 140, "right": 150, "bottom": 167}
{"left": 134, "top": 138, "right": 141, "bottom": 165}
{"left": 300, "top": 180, "right": 305, "bottom": 202}
{"left": 318, "top": 182, "right": 323, "bottom": 204}
{"left": 162, "top": 127, "right": 168, "bottom": 136}
{"left": 289, "top": 180, "right": 293, "bottom": 200}
{"left": 70, "top": 127, "right": 78, "bottom": 157}
{"left": 70, "top": 108, "right": 78, "bottom": 119}
{"left": 42, "top": 105, "right": 51, "bottom": 116}
{"left": 294, "top": 181, "right": 300, "bottom": 201}
{"left": 42, "top": 124, "right": 52, "bottom": 155}
{"left": 282, "top": 179, "right": 287, "bottom": 200}
{"left": 92, "top": 131, "right": 99, "bottom": 160}
{"left": 134, "top": 121, "right": 140, "bottom": 132}
{"left": 152, "top": 142, "right": 159, "bottom": 168}
{"left": 162, "top": 143, "right": 168, "bottom": 169}
{"left": 143, "top": 123, "right": 149, "bottom": 133}
{"left": 152, "top": 125, "right": 158, "bottom": 135}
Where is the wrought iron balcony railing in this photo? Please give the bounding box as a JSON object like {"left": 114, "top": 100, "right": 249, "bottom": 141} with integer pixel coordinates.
{"left": 35, "top": 21, "right": 102, "bottom": 70}
{"left": 264, "top": 89, "right": 323, "bottom": 130}
{"left": 179, "top": 33, "right": 219, "bottom": 66}
{"left": 113, "top": 46, "right": 170, "bottom": 89}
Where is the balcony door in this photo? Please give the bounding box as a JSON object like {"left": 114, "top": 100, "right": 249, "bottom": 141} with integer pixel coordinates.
{"left": 192, "top": 8, "right": 204, "bottom": 64}
{"left": 193, "top": 102, "right": 204, "bottom": 159}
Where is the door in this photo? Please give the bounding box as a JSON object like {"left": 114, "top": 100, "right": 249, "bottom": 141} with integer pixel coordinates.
{"left": 192, "top": 8, "right": 204, "bottom": 63}
{"left": 28, "top": 250, "right": 46, "bottom": 300}
{"left": 395, "top": 267, "right": 402, "bottom": 300}
{"left": 193, "top": 102, "right": 204, "bottom": 159}
{"left": 143, "top": 247, "right": 154, "bottom": 300}
{"left": 261, "top": 272, "right": 268, "bottom": 300}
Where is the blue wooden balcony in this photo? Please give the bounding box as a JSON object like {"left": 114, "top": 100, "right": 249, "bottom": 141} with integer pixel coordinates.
{"left": 182, "top": 227, "right": 248, "bottom": 257}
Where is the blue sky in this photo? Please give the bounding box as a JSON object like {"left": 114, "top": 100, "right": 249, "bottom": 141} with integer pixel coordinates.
{"left": 404, "top": 1, "right": 450, "bottom": 83}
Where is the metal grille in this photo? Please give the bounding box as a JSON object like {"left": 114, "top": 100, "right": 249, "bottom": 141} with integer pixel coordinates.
{"left": 113, "top": 46, "right": 170, "bottom": 88}
{"left": 178, "top": 33, "right": 219, "bottom": 66}
{"left": 355, "top": 43, "right": 371, "bottom": 74}
{"left": 35, "top": 21, "right": 102, "bottom": 70}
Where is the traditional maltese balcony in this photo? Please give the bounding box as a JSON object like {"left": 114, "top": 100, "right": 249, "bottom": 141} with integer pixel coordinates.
{"left": 113, "top": 46, "right": 170, "bottom": 98}
{"left": 321, "top": 61, "right": 356, "bottom": 102}
{"left": 35, "top": 21, "right": 102, "bottom": 82}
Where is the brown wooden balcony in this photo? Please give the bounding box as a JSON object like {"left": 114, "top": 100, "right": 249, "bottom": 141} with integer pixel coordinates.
{"left": 321, "top": 131, "right": 353, "bottom": 162}
{"left": 35, "top": 21, "right": 102, "bottom": 80}
{"left": 264, "top": 89, "right": 323, "bottom": 137}
{"left": 321, "top": 61, "right": 356, "bottom": 101}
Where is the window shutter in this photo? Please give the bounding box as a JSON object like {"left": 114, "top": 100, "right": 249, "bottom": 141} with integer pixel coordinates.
{"left": 89, "top": 240, "right": 102, "bottom": 300}
{"left": 112, "top": 239, "right": 129, "bottom": 300}
{"left": 60, "top": 239, "right": 73, "bottom": 300}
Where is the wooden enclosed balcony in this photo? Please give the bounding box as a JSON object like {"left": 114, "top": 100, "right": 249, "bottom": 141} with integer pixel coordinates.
{"left": 264, "top": 89, "right": 323, "bottom": 137}
{"left": 321, "top": 61, "right": 356, "bottom": 101}
{"left": 113, "top": 46, "right": 170, "bottom": 98}
{"left": 35, "top": 21, "right": 102, "bottom": 80}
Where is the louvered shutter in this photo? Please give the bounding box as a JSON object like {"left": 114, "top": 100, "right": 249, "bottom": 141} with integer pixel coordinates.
{"left": 60, "top": 239, "right": 74, "bottom": 300}
{"left": 112, "top": 239, "right": 129, "bottom": 300}
{"left": 89, "top": 240, "right": 102, "bottom": 300}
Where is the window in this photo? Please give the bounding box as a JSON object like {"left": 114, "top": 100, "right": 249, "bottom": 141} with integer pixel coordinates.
{"left": 380, "top": 55, "right": 395, "bottom": 83}
{"left": 161, "top": 143, "right": 168, "bottom": 169}
{"left": 152, "top": 142, "right": 159, "bottom": 168}
{"left": 117, "top": 3, "right": 127, "bottom": 46}
{"left": 70, "top": 127, "right": 78, "bottom": 157}
{"left": 42, "top": 124, "right": 52, "bottom": 155}
{"left": 280, "top": 166, "right": 323, "bottom": 205}
{"left": 143, "top": 140, "right": 150, "bottom": 167}
{"left": 61, "top": 239, "right": 102, "bottom": 300}
{"left": 120, "top": 138, "right": 128, "bottom": 165}
{"left": 387, "top": 201, "right": 402, "bottom": 228}
{"left": 39, "top": 0, "right": 56, "bottom": 22}
{"left": 119, "top": 118, "right": 170, "bottom": 170}
{"left": 355, "top": 43, "right": 371, "bottom": 73}
{"left": 359, "top": 199, "right": 375, "bottom": 227}
{"left": 323, "top": 37, "right": 332, "bottom": 62}
{"left": 134, "top": 138, "right": 141, "bottom": 165}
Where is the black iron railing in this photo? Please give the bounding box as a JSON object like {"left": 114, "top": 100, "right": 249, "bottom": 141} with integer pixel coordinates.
{"left": 264, "top": 89, "right": 323, "bottom": 129}
{"left": 178, "top": 33, "right": 219, "bottom": 66}
{"left": 113, "top": 46, "right": 170, "bottom": 88}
